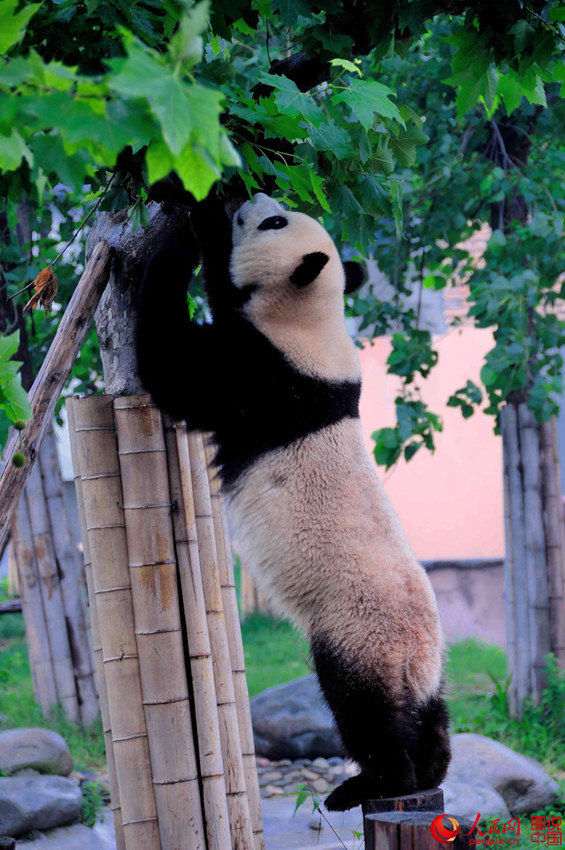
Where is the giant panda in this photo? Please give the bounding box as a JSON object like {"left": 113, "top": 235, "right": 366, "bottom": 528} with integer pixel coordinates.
{"left": 136, "top": 191, "right": 451, "bottom": 811}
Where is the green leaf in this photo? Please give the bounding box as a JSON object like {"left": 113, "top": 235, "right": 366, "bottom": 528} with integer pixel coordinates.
{"left": 309, "top": 122, "right": 350, "bottom": 158}
{"left": 0, "top": 129, "right": 32, "bottom": 173}
{"left": 498, "top": 72, "right": 523, "bottom": 114}
{"left": 174, "top": 145, "right": 219, "bottom": 200}
{"left": 0, "top": 332, "right": 20, "bottom": 362}
{"left": 330, "top": 58, "right": 362, "bottom": 77}
{"left": 109, "top": 40, "right": 195, "bottom": 156}
{"left": 390, "top": 122, "right": 428, "bottom": 167}
{"left": 169, "top": 0, "right": 210, "bottom": 67}
{"left": 260, "top": 73, "right": 325, "bottom": 124}
{"left": 333, "top": 79, "right": 403, "bottom": 129}
{"left": 146, "top": 139, "right": 174, "bottom": 184}
{"left": 0, "top": 0, "right": 40, "bottom": 54}
{"left": 549, "top": 7, "right": 565, "bottom": 21}
{"left": 0, "top": 378, "right": 32, "bottom": 423}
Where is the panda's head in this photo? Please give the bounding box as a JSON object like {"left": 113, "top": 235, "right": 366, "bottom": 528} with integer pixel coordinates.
{"left": 230, "top": 194, "right": 366, "bottom": 323}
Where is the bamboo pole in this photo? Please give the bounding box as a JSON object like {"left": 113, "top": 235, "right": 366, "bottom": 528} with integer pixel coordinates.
{"left": 518, "top": 404, "right": 551, "bottom": 699}
{"left": 12, "top": 495, "right": 58, "bottom": 714}
{"left": 165, "top": 420, "right": 231, "bottom": 850}
{"left": 205, "top": 443, "right": 264, "bottom": 850}
{"left": 25, "top": 461, "right": 80, "bottom": 721}
{"left": 501, "top": 409, "right": 518, "bottom": 717}
{"left": 7, "top": 542, "right": 19, "bottom": 596}
{"left": 0, "top": 241, "right": 111, "bottom": 555}
{"left": 540, "top": 418, "right": 565, "bottom": 666}
{"left": 67, "top": 399, "right": 125, "bottom": 850}
{"left": 39, "top": 425, "right": 99, "bottom": 725}
{"left": 113, "top": 396, "right": 206, "bottom": 850}
{"left": 501, "top": 403, "right": 532, "bottom": 713}
{"left": 72, "top": 394, "right": 161, "bottom": 850}
{"left": 188, "top": 431, "right": 255, "bottom": 850}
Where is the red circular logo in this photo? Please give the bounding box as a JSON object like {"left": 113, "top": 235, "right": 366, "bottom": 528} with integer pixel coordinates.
{"left": 430, "top": 815, "right": 460, "bottom": 843}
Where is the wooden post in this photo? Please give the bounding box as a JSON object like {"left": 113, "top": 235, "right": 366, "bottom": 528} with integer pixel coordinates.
{"left": 12, "top": 493, "right": 58, "bottom": 714}
{"left": 24, "top": 461, "right": 81, "bottom": 722}
{"left": 205, "top": 443, "right": 265, "bottom": 850}
{"left": 364, "top": 788, "right": 444, "bottom": 817}
{"left": 188, "top": 431, "right": 256, "bottom": 850}
{"left": 67, "top": 399, "right": 125, "bottom": 850}
{"left": 113, "top": 396, "right": 206, "bottom": 850}
{"left": 38, "top": 425, "right": 99, "bottom": 724}
{"left": 72, "top": 394, "right": 161, "bottom": 850}
{"left": 518, "top": 404, "right": 551, "bottom": 700}
{"left": 540, "top": 418, "right": 565, "bottom": 667}
{"left": 165, "top": 421, "right": 232, "bottom": 850}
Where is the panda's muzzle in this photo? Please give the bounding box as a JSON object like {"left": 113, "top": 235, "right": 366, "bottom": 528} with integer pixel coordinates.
{"left": 257, "top": 215, "right": 288, "bottom": 231}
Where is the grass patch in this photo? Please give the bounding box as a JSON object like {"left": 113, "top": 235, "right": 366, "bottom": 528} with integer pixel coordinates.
{"left": 241, "top": 614, "right": 310, "bottom": 697}
{"left": 0, "top": 617, "right": 106, "bottom": 772}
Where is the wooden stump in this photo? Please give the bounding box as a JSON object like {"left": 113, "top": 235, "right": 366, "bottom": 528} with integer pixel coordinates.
{"left": 365, "top": 811, "right": 473, "bottom": 850}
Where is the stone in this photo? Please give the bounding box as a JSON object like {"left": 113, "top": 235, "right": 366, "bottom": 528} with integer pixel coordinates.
{"left": 251, "top": 675, "right": 345, "bottom": 760}
{"left": 309, "top": 816, "right": 323, "bottom": 830}
{"left": 442, "top": 778, "right": 510, "bottom": 818}
{"left": 264, "top": 785, "right": 284, "bottom": 796}
{"left": 0, "top": 729, "right": 73, "bottom": 777}
{"left": 301, "top": 769, "right": 319, "bottom": 782}
{"left": 312, "top": 778, "right": 328, "bottom": 794}
{"left": 258, "top": 771, "right": 283, "bottom": 786}
{"left": 327, "top": 757, "right": 344, "bottom": 765}
{"left": 256, "top": 757, "right": 271, "bottom": 767}
{"left": 446, "top": 734, "right": 560, "bottom": 814}
{"left": 312, "top": 758, "right": 329, "bottom": 769}
{"left": 0, "top": 775, "right": 82, "bottom": 837}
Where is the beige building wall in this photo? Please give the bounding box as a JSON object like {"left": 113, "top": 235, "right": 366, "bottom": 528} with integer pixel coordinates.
{"left": 358, "top": 326, "right": 505, "bottom": 561}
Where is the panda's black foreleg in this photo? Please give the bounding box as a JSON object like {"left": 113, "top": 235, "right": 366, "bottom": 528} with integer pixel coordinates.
{"left": 136, "top": 224, "right": 222, "bottom": 430}
{"left": 311, "top": 636, "right": 418, "bottom": 812}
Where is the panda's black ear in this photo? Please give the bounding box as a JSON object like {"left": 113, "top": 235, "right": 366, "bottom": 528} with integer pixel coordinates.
{"left": 290, "top": 252, "right": 329, "bottom": 287}
{"left": 343, "top": 261, "right": 368, "bottom": 295}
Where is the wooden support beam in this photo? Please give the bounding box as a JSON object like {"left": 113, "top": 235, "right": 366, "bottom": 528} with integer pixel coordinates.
{"left": 0, "top": 240, "right": 111, "bottom": 555}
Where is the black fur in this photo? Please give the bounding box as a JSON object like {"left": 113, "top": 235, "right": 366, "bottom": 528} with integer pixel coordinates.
{"left": 136, "top": 200, "right": 360, "bottom": 489}
{"left": 311, "top": 636, "right": 451, "bottom": 812}
{"left": 343, "top": 260, "right": 368, "bottom": 294}
{"left": 290, "top": 251, "right": 329, "bottom": 287}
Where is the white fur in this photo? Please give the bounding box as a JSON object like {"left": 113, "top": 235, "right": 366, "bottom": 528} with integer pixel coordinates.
{"left": 228, "top": 195, "right": 444, "bottom": 705}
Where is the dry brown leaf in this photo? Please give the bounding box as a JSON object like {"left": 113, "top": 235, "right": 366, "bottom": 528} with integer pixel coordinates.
{"left": 24, "top": 267, "right": 58, "bottom": 312}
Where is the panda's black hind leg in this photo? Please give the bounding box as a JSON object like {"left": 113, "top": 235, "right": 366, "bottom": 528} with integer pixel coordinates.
{"left": 411, "top": 694, "right": 451, "bottom": 790}
{"left": 311, "top": 636, "right": 418, "bottom": 811}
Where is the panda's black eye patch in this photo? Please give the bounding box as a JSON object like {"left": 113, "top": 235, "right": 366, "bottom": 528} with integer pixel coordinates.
{"left": 257, "top": 215, "right": 288, "bottom": 231}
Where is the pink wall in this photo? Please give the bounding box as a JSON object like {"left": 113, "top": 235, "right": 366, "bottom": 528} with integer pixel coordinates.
{"left": 358, "top": 327, "right": 504, "bottom": 561}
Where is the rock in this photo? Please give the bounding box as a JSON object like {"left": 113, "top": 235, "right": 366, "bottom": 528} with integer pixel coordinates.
{"left": 251, "top": 675, "right": 345, "bottom": 760}
{"left": 0, "top": 729, "right": 73, "bottom": 777}
{"left": 0, "top": 775, "right": 82, "bottom": 837}
{"left": 312, "top": 778, "right": 328, "bottom": 794}
{"left": 442, "top": 778, "right": 510, "bottom": 818}
{"left": 312, "top": 758, "right": 329, "bottom": 769}
{"left": 309, "top": 816, "right": 323, "bottom": 830}
{"left": 301, "top": 769, "right": 319, "bottom": 781}
{"left": 264, "top": 785, "right": 284, "bottom": 796}
{"left": 447, "top": 734, "right": 560, "bottom": 814}
{"left": 258, "top": 771, "right": 283, "bottom": 786}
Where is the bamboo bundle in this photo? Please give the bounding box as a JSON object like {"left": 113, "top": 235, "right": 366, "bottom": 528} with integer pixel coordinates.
{"left": 165, "top": 420, "right": 231, "bottom": 850}
{"left": 501, "top": 403, "right": 532, "bottom": 712}
{"left": 113, "top": 396, "right": 206, "bottom": 850}
{"left": 72, "top": 394, "right": 161, "bottom": 850}
{"left": 24, "top": 461, "right": 81, "bottom": 721}
{"left": 39, "top": 425, "right": 99, "bottom": 724}
{"left": 67, "top": 399, "right": 125, "bottom": 850}
{"left": 12, "top": 494, "right": 58, "bottom": 714}
{"left": 187, "top": 430, "right": 255, "bottom": 850}
{"left": 205, "top": 444, "right": 264, "bottom": 850}
{"left": 540, "top": 418, "right": 565, "bottom": 666}
{"left": 518, "top": 404, "right": 551, "bottom": 699}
